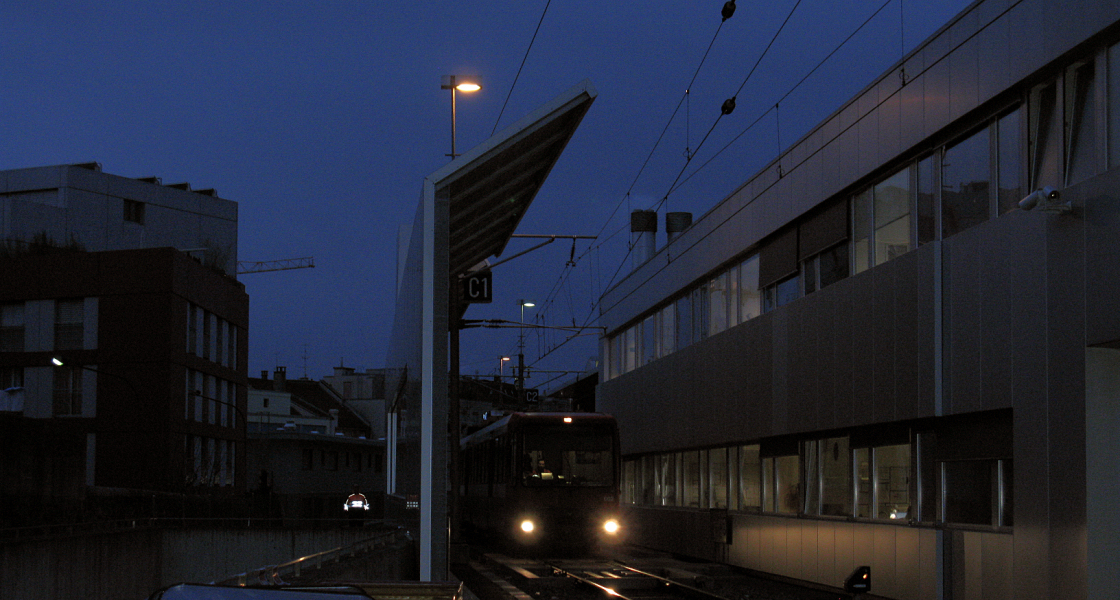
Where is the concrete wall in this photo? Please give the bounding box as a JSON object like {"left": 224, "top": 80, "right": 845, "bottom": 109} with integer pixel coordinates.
{"left": 0, "top": 527, "right": 408, "bottom": 600}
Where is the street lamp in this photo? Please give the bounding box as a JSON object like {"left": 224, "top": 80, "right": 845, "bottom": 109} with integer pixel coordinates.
{"left": 441, "top": 75, "right": 481, "bottom": 159}
{"left": 499, "top": 356, "right": 511, "bottom": 377}
{"left": 516, "top": 300, "right": 535, "bottom": 393}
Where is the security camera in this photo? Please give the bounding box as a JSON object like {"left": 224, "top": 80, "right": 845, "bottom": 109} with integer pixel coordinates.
{"left": 1019, "top": 187, "right": 1069, "bottom": 213}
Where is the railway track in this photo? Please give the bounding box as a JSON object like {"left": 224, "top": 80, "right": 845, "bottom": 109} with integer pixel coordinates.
{"left": 458, "top": 548, "right": 853, "bottom": 600}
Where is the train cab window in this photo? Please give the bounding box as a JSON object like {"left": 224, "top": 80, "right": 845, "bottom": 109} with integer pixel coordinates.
{"left": 520, "top": 424, "right": 615, "bottom": 487}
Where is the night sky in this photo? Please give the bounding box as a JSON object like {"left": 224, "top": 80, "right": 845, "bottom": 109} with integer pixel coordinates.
{"left": 1, "top": 0, "right": 970, "bottom": 389}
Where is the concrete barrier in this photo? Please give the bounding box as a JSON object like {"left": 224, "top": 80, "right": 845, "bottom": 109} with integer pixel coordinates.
{"left": 0, "top": 526, "right": 414, "bottom": 600}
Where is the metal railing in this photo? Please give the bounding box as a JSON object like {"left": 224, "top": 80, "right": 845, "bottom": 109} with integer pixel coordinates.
{"left": 212, "top": 526, "right": 413, "bottom": 587}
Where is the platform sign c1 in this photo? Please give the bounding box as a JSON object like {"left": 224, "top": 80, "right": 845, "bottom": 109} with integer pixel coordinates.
{"left": 461, "top": 270, "right": 492, "bottom": 303}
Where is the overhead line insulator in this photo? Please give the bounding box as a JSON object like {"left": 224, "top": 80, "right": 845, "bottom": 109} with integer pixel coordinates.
{"left": 722, "top": 1, "right": 736, "bottom": 21}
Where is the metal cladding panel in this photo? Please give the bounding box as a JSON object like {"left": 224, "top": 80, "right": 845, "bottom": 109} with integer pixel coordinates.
{"left": 949, "top": 35, "right": 982, "bottom": 125}
{"left": 923, "top": 59, "right": 952, "bottom": 143}
{"left": 858, "top": 108, "right": 879, "bottom": 179}
{"left": 873, "top": 526, "right": 899, "bottom": 599}
{"left": 1046, "top": 197, "right": 1089, "bottom": 600}
{"left": 1082, "top": 169, "right": 1120, "bottom": 344}
{"left": 815, "top": 293, "right": 839, "bottom": 430}
{"left": 980, "top": 222, "right": 1017, "bottom": 411}
{"left": 872, "top": 262, "right": 897, "bottom": 423}
{"left": 850, "top": 271, "right": 876, "bottom": 424}
{"left": 944, "top": 230, "right": 982, "bottom": 416}
{"left": 831, "top": 281, "right": 857, "bottom": 429}
{"left": 976, "top": 15, "right": 1013, "bottom": 105}
{"left": 878, "top": 88, "right": 903, "bottom": 164}
{"left": 786, "top": 299, "right": 817, "bottom": 433}
{"left": 900, "top": 73, "right": 927, "bottom": 149}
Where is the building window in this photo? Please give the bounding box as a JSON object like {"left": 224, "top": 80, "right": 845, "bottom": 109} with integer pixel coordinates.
{"left": 709, "top": 272, "right": 729, "bottom": 336}
{"left": 675, "top": 294, "right": 693, "bottom": 350}
{"left": 762, "top": 454, "right": 800, "bottom": 514}
{"left": 302, "top": 448, "right": 314, "bottom": 470}
{"left": 202, "top": 311, "right": 212, "bottom": 361}
{"left": 942, "top": 127, "right": 991, "bottom": 238}
{"left": 188, "top": 304, "right": 198, "bottom": 355}
{"left": 659, "top": 304, "right": 675, "bottom": 358}
{"left": 123, "top": 199, "right": 145, "bottom": 224}
{"left": 708, "top": 447, "right": 728, "bottom": 509}
{"left": 738, "top": 255, "right": 761, "bottom": 323}
{"left": 855, "top": 443, "right": 911, "bottom": 520}
{"left": 805, "top": 436, "right": 852, "bottom": 517}
{"left": 997, "top": 109, "right": 1023, "bottom": 214}
{"left": 54, "top": 299, "right": 84, "bottom": 350}
{"left": 1109, "top": 41, "right": 1120, "bottom": 169}
{"left": 1065, "top": 60, "right": 1099, "bottom": 185}
{"left": 762, "top": 274, "right": 799, "bottom": 313}
{"left": 940, "top": 459, "right": 1012, "bottom": 527}
{"left": 642, "top": 313, "right": 657, "bottom": 366}
{"left": 1, "top": 366, "right": 24, "bottom": 389}
{"left": 1, "top": 303, "right": 24, "bottom": 352}
{"left": 874, "top": 167, "right": 912, "bottom": 266}
{"left": 658, "top": 452, "right": 678, "bottom": 507}
{"left": 227, "top": 324, "right": 237, "bottom": 369}
{"left": 803, "top": 243, "right": 849, "bottom": 295}
{"left": 737, "top": 444, "right": 761, "bottom": 510}
{"left": 53, "top": 366, "right": 83, "bottom": 416}
{"left": 916, "top": 155, "right": 937, "bottom": 245}
{"left": 1030, "top": 80, "right": 1063, "bottom": 191}
{"left": 682, "top": 450, "right": 702, "bottom": 508}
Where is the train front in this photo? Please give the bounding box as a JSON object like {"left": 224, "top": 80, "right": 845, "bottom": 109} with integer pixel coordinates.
{"left": 511, "top": 415, "right": 622, "bottom": 548}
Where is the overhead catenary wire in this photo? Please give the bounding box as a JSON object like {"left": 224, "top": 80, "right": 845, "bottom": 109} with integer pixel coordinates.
{"left": 492, "top": 0, "right": 553, "bottom": 135}
{"left": 530, "top": 0, "right": 903, "bottom": 368}
{"left": 667, "top": 0, "right": 895, "bottom": 196}
{"left": 524, "top": 3, "right": 737, "bottom": 361}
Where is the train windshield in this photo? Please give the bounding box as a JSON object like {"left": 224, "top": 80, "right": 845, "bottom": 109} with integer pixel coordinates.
{"left": 520, "top": 424, "right": 615, "bottom": 487}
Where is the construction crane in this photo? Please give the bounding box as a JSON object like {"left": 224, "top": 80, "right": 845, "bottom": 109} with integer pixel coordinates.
{"left": 237, "top": 257, "right": 315, "bottom": 275}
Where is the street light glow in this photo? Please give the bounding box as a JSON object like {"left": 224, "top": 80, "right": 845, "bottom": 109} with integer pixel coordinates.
{"left": 456, "top": 82, "right": 481, "bottom": 92}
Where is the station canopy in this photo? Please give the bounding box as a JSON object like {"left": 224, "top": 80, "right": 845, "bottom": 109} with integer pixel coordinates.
{"left": 432, "top": 79, "right": 597, "bottom": 278}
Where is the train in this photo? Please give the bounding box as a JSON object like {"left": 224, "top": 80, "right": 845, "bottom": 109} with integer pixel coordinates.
{"left": 460, "top": 412, "right": 622, "bottom": 549}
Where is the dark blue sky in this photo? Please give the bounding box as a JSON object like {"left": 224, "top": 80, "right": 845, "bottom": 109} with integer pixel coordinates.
{"left": 1, "top": 0, "right": 969, "bottom": 387}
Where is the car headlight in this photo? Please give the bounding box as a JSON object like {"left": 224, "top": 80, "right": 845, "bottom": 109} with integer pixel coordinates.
{"left": 603, "top": 519, "right": 620, "bottom": 534}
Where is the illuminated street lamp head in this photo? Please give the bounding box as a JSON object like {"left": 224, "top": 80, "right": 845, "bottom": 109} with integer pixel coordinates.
{"left": 519, "top": 299, "right": 535, "bottom": 308}
{"left": 51, "top": 357, "right": 64, "bottom": 366}
{"left": 440, "top": 75, "right": 481, "bottom": 92}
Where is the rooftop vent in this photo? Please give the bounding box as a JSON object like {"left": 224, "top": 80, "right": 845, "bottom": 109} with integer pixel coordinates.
{"left": 666, "top": 212, "right": 693, "bottom": 243}
{"left": 630, "top": 209, "right": 657, "bottom": 268}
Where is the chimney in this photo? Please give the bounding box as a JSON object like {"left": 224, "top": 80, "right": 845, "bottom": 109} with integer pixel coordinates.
{"left": 260, "top": 370, "right": 268, "bottom": 380}
{"left": 273, "top": 366, "right": 287, "bottom": 392}
{"left": 666, "top": 212, "right": 693, "bottom": 244}
{"left": 630, "top": 209, "right": 657, "bottom": 267}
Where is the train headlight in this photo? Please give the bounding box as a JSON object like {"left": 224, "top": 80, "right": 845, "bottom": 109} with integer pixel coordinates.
{"left": 603, "top": 519, "right": 620, "bottom": 535}
{"left": 520, "top": 520, "right": 535, "bottom": 534}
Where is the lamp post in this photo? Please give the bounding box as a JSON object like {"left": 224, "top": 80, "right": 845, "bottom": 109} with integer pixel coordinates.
{"left": 517, "top": 300, "right": 534, "bottom": 394}
{"left": 499, "top": 356, "right": 511, "bottom": 377}
{"left": 441, "top": 75, "right": 481, "bottom": 159}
